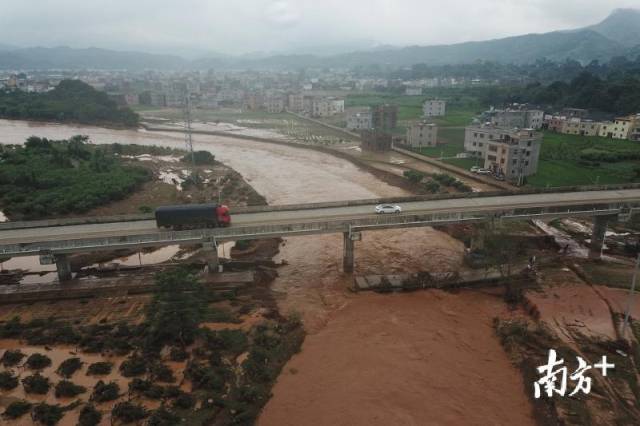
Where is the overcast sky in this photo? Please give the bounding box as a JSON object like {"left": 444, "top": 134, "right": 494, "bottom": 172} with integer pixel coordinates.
{"left": 1, "top": 0, "right": 638, "bottom": 56}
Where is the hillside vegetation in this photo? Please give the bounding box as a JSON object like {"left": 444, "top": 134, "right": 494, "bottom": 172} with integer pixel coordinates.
{"left": 0, "top": 80, "right": 139, "bottom": 127}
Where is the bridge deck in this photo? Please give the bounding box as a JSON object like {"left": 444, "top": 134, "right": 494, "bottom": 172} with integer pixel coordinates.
{"left": 1, "top": 189, "right": 639, "bottom": 257}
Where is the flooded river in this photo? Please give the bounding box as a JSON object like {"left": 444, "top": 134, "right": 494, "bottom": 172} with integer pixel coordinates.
{"left": 0, "top": 119, "right": 534, "bottom": 424}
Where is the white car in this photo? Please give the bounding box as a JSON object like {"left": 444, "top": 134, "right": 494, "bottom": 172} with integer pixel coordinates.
{"left": 476, "top": 168, "right": 492, "bottom": 175}
{"left": 375, "top": 204, "right": 402, "bottom": 214}
{"left": 470, "top": 166, "right": 481, "bottom": 173}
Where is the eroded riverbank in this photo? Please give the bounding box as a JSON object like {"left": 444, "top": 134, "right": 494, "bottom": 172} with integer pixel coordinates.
{"left": 0, "top": 119, "right": 535, "bottom": 423}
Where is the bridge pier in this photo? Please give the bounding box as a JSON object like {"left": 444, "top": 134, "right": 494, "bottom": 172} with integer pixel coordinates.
{"left": 589, "top": 215, "right": 616, "bottom": 260}
{"left": 343, "top": 232, "right": 355, "bottom": 273}
{"left": 470, "top": 226, "right": 486, "bottom": 251}
{"left": 202, "top": 240, "right": 220, "bottom": 273}
{"left": 55, "top": 254, "right": 72, "bottom": 282}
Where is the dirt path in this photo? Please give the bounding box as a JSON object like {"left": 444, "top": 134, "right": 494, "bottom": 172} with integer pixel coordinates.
{"left": 259, "top": 290, "right": 535, "bottom": 426}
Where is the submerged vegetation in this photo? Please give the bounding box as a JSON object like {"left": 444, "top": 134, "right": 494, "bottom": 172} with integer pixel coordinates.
{"left": 0, "top": 267, "right": 304, "bottom": 425}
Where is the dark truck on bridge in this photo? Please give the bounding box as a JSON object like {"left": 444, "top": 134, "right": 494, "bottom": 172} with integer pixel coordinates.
{"left": 155, "top": 203, "right": 231, "bottom": 229}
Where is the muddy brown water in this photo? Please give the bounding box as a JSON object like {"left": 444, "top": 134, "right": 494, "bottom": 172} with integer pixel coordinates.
{"left": 0, "top": 119, "right": 535, "bottom": 424}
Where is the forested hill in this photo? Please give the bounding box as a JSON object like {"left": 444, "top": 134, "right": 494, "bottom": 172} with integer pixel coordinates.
{"left": 0, "top": 80, "right": 139, "bottom": 127}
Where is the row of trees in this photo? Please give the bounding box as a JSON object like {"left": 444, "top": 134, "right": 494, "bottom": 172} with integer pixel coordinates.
{"left": 0, "top": 80, "right": 139, "bottom": 127}
{"left": 477, "top": 71, "right": 640, "bottom": 115}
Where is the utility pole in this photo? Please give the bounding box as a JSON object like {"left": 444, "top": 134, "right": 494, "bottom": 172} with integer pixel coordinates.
{"left": 184, "top": 93, "right": 196, "bottom": 168}
{"left": 621, "top": 253, "right": 640, "bottom": 340}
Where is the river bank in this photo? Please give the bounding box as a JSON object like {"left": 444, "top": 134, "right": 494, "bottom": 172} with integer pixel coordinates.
{"left": 0, "top": 118, "right": 537, "bottom": 423}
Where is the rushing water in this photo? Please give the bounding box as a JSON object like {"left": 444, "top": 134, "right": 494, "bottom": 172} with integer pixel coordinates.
{"left": 0, "top": 119, "right": 535, "bottom": 424}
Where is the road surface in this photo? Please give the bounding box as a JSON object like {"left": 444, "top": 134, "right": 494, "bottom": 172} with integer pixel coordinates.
{"left": 1, "top": 189, "right": 639, "bottom": 246}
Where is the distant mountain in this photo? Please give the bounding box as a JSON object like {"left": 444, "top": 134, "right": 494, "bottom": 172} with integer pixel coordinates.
{"left": 588, "top": 8, "right": 640, "bottom": 47}
{"left": 321, "top": 29, "right": 626, "bottom": 67}
{"left": 0, "top": 46, "right": 186, "bottom": 70}
{"left": 1, "top": 9, "right": 639, "bottom": 70}
{"left": 200, "top": 9, "right": 640, "bottom": 69}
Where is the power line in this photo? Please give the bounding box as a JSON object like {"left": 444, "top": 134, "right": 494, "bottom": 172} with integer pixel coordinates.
{"left": 184, "top": 93, "right": 195, "bottom": 168}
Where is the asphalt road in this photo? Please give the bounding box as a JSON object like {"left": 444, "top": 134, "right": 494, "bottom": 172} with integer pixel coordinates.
{"left": 1, "top": 189, "right": 640, "bottom": 246}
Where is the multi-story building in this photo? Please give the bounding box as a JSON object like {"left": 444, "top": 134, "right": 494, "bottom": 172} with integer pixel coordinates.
{"left": 346, "top": 108, "right": 373, "bottom": 130}
{"left": 124, "top": 93, "right": 140, "bottom": 106}
{"left": 629, "top": 115, "right": 640, "bottom": 142}
{"left": 544, "top": 115, "right": 566, "bottom": 132}
{"left": 490, "top": 109, "right": 544, "bottom": 130}
{"left": 464, "top": 124, "right": 515, "bottom": 157}
{"left": 423, "top": 99, "right": 446, "bottom": 117}
{"left": 561, "top": 108, "right": 589, "bottom": 119}
{"left": 361, "top": 130, "right": 392, "bottom": 152}
{"left": 406, "top": 122, "right": 438, "bottom": 148}
{"left": 599, "top": 117, "right": 634, "bottom": 139}
{"left": 287, "top": 93, "right": 304, "bottom": 112}
{"left": 484, "top": 129, "right": 542, "bottom": 183}
{"left": 372, "top": 104, "right": 398, "bottom": 131}
{"left": 266, "top": 96, "right": 285, "bottom": 113}
{"left": 561, "top": 117, "right": 582, "bottom": 135}
{"left": 312, "top": 97, "right": 344, "bottom": 117}
{"left": 139, "top": 91, "right": 166, "bottom": 107}
{"left": 578, "top": 120, "right": 601, "bottom": 137}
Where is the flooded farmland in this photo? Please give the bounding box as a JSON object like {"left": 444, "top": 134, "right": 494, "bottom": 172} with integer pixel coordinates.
{"left": 0, "top": 119, "right": 535, "bottom": 424}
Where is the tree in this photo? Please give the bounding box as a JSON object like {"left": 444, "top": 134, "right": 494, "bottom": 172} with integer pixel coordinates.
{"left": 144, "top": 268, "right": 208, "bottom": 352}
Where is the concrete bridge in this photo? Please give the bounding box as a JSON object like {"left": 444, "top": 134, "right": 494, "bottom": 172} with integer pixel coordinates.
{"left": 2, "top": 187, "right": 640, "bottom": 281}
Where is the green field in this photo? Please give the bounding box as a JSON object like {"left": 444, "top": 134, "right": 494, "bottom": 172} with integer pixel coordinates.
{"left": 443, "top": 157, "right": 479, "bottom": 170}
{"left": 526, "top": 131, "right": 640, "bottom": 187}
{"left": 346, "top": 94, "right": 425, "bottom": 121}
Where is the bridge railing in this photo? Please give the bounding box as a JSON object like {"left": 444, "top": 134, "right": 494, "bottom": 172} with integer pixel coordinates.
{"left": 3, "top": 183, "right": 640, "bottom": 231}
{"left": 0, "top": 202, "right": 629, "bottom": 257}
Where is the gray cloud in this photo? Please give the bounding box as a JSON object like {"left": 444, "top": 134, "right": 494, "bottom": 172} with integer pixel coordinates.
{"left": 0, "top": 0, "right": 637, "bottom": 55}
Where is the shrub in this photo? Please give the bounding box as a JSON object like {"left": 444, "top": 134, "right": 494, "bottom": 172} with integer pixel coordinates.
{"left": 147, "top": 405, "right": 181, "bottom": 426}
{"left": 56, "top": 357, "right": 83, "bottom": 378}
{"left": 26, "top": 353, "right": 52, "bottom": 370}
{"left": 0, "top": 370, "right": 19, "bottom": 390}
{"left": 183, "top": 150, "right": 216, "bottom": 165}
{"left": 128, "top": 377, "right": 151, "bottom": 394}
{"left": 173, "top": 392, "right": 195, "bottom": 409}
{"left": 111, "top": 402, "right": 148, "bottom": 423}
{"left": 32, "top": 403, "right": 64, "bottom": 426}
{"left": 161, "top": 385, "right": 182, "bottom": 399}
{"left": 90, "top": 381, "right": 120, "bottom": 402}
{"left": 185, "top": 362, "right": 226, "bottom": 391}
{"left": 3, "top": 400, "right": 32, "bottom": 419}
{"left": 0, "top": 316, "right": 23, "bottom": 338}
{"left": 1, "top": 349, "right": 25, "bottom": 367}
{"left": 54, "top": 380, "right": 86, "bottom": 398}
{"left": 403, "top": 170, "right": 425, "bottom": 184}
{"left": 169, "top": 346, "right": 188, "bottom": 362}
{"left": 86, "top": 362, "right": 112, "bottom": 376}
{"left": 22, "top": 373, "right": 51, "bottom": 394}
{"left": 149, "top": 362, "right": 175, "bottom": 383}
{"left": 143, "top": 384, "right": 166, "bottom": 400}
{"left": 78, "top": 404, "right": 102, "bottom": 426}
{"left": 119, "top": 354, "right": 147, "bottom": 377}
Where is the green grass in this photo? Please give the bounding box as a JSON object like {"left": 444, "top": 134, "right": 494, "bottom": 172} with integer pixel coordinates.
{"left": 443, "top": 158, "right": 479, "bottom": 170}
{"left": 524, "top": 131, "right": 640, "bottom": 187}
{"left": 346, "top": 94, "right": 425, "bottom": 121}
{"left": 540, "top": 131, "right": 640, "bottom": 159}
{"left": 527, "top": 160, "right": 637, "bottom": 187}
{"left": 431, "top": 108, "right": 478, "bottom": 127}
